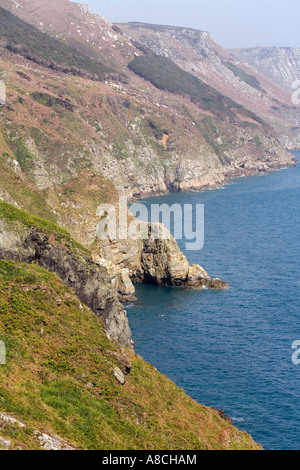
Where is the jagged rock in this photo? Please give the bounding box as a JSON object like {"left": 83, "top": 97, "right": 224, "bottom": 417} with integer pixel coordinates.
{"left": 130, "top": 223, "right": 229, "bottom": 290}
{"left": 94, "top": 218, "right": 228, "bottom": 291}
{"left": 94, "top": 256, "right": 137, "bottom": 302}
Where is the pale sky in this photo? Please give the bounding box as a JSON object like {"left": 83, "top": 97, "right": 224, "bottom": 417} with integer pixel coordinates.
{"left": 71, "top": 0, "right": 299, "bottom": 48}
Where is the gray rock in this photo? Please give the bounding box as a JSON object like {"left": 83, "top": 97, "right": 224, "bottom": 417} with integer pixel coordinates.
{"left": 0, "top": 218, "right": 133, "bottom": 349}
{"left": 113, "top": 366, "right": 126, "bottom": 385}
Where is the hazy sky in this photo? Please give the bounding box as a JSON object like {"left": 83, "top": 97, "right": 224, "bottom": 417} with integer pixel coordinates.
{"left": 71, "top": 0, "right": 299, "bottom": 48}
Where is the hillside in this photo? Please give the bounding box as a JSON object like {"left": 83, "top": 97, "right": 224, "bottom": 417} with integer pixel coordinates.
{"left": 118, "top": 22, "right": 300, "bottom": 150}
{"left": 230, "top": 47, "right": 300, "bottom": 92}
{"left": 0, "top": 6, "right": 117, "bottom": 80}
{"left": 128, "top": 53, "right": 262, "bottom": 120}
{"left": 0, "top": 0, "right": 296, "bottom": 206}
{"left": 0, "top": 257, "right": 262, "bottom": 450}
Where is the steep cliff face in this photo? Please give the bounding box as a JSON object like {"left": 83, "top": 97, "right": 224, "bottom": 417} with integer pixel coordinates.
{"left": 118, "top": 23, "right": 300, "bottom": 151}
{"left": 231, "top": 47, "right": 300, "bottom": 91}
{"left": 0, "top": 0, "right": 296, "bottom": 204}
{"left": 130, "top": 224, "right": 229, "bottom": 289}
{"left": 0, "top": 197, "right": 228, "bottom": 356}
{"left": 0, "top": 202, "right": 133, "bottom": 348}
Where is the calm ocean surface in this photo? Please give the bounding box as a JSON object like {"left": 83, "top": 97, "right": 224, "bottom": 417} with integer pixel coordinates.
{"left": 126, "top": 152, "right": 300, "bottom": 450}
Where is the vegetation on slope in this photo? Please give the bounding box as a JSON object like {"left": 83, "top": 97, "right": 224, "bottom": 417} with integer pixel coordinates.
{"left": 0, "top": 200, "right": 89, "bottom": 256}
{"left": 0, "top": 6, "right": 115, "bottom": 80}
{"left": 128, "top": 54, "right": 263, "bottom": 121}
{"left": 0, "top": 148, "right": 58, "bottom": 224}
{"left": 223, "top": 62, "right": 263, "bottom": 91}
{"left": 0, "top": 258, "right": 261, "bottom": 450}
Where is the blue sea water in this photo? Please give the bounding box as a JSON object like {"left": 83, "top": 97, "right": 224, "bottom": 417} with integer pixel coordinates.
{"left": 126, "top": 152, "right": 300, "bottom": 450}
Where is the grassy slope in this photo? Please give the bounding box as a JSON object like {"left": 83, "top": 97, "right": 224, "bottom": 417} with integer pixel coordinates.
{"left": 0, "top": 199, "right": 90, "bottom": 257}
{"left": 0, "top": 258, "right": 261, "bottom": 450}
{"left": 128, "top": 54, "right": 264, "bottom": 123}
{"left": 0, "top": 6, "right": 115, "bottom": 80}
{"left": 0, "top": 157, "right": 58, "bottom": 223}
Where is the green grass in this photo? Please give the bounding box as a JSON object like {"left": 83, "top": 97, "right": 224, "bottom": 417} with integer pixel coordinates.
{"left": 0, "top": 259, "right": 262, "bottom": 450}
{"left": 0, "top": 200, "right": 69, "bottom": 237}
{"left": 0, "top": 200, "right": 89, "bottom": 256}
{"left": 0, "top": 6, "right": 115, "bottom": 81}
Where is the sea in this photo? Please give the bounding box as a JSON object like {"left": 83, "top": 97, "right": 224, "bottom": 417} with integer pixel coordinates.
{"left": 126, "top": 152, "right": 300, "bottom": 450}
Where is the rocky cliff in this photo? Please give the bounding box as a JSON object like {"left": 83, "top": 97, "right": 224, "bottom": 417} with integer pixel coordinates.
{"left": 0, "top": 1, "right": 297, "bottom": 317}
{"left": 230, "top": 47, "right": 300, "bottom": 92}
{"left": 0, "top": 201, "right": 133, "bottom": 348}
{"left": 0, "top": 1, "right": 279, "bottom": 450}
{"left": 0, "top": 0, "right": 296, "bottom": 347}
{"left": 0, "top": 198, "right": 229, "bottom": 351}
{"left": 118, "top": 22, "right": 300, "bottom": 151}
{"left": 0, "top": 0, "right": 296, "bottom": 205}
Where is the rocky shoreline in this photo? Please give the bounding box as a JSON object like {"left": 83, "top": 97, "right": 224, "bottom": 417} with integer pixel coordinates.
{"left": 0, "top": 203, "right": 229, "bottom": 350}
{"left": 127, "top": 155, "right": 298, "bottom": 201}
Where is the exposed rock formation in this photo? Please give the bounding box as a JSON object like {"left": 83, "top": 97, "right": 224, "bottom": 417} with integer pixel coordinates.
{"left": 112, "top": 366, "right": 126, "bottom": 385}
{"left": 0, "top": 412, "right": 76, "bottom": 450}
{"left": 134, "top": 224, "right": 229, "bottom": 289}
{"left": 97, "top": 223, "right": 229, "bottom": 290}
{"left": 0, "top": 216, "right": 133, "bottom": 349}
{"left": 230, "top": 47, "right": 300, "bottom": 92}
{"left": 93, "top": 255, "right": 137, "bottom": 302}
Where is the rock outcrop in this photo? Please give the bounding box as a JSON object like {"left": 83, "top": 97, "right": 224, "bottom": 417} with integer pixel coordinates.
{"left": 93, "top": 256, "right": 137, "bottom": 302}
{"left": 97, "top": 223, "right": 229, "bottom": 290}
{"left": 134, "top": 224, "right": 229, "bottom": 289}
{"left": 0, "top": 216, "right": 133, "bottom": 349}
{"left": 0, "top": 0, "right": 296, "bottom": 206}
